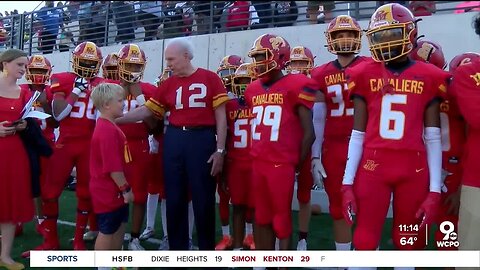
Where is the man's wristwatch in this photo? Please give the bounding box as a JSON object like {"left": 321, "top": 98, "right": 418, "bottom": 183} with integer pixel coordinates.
{"left": 216, "top": 148, "right": 226, "bottom": 155}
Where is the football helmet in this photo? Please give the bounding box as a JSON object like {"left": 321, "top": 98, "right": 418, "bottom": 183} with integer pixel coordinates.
{"left": 72, "top": 41, "right": 103, "bottom": 78}
{"left": 217, "top": 55, "right": 243, "bottom": 87}
{"left": 25, "top": 55, "right": 52, "bottom": 85}
{"left": 409, "top": 40, "right": 447, "bottom": 69}
{"left": 102, "top": 53, "right": 119, "bottom": 80}
{"left": 449, "top": 52, "right": 480, "bottom": 74}
{"left": 155, "top": 67, "right": 172, "bottom": 87}
{"left": 366, "top": 3, "right": 417, "bottom": 62}
{"left": 286, "top": 46, "right": 315, "bottom": 75}
{"left": 118, "top": 44, "right": 147, "bottom": 83}
{"left": 325, "top": 15, "right": 362, "bottom": 54}
{"left": 232, "top": 63, "right": 256, "bottom": 97}
{"left": 248, "top": 33, "right": 290, "bottom": 77}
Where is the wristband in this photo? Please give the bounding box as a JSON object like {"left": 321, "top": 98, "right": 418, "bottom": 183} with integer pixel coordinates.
{"left": 135, "top": 94, "right": 146, "bottom": 106}
{"left": 66, "top": 95, "right": 77, "bottom": 106}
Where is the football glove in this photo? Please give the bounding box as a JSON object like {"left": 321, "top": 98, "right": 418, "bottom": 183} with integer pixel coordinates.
{"left": 341, "top": 185, "right": 357, "bottom": 226}
{"left": 148, "top": 135, "right": 159, "bottom": 154}
{"left": 74, "top": 77, "right": 89, "bottom": 92}
{"left": 415, "top": 192, "right": 441, "bottom": 230}
{"left": 441, "top": 169, "right": 452, "bottom": 193}
{"left": 311, "top": 158, "right": 327, "bottom": 188}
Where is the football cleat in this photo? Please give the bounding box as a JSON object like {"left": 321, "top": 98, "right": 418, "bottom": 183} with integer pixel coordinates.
{"left": 215, "top": 235, "right": 233, "bottom": 250}
{"left": 139, "top": 227, "right": 155, "bottom": 240}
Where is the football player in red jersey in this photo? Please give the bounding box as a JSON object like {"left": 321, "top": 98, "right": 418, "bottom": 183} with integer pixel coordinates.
{"left": 215, "top": 54, "right": 243, "bottom": 250}
{"left": 310, "top": 14, "right": 367, "bottom": 252}
{"left": 245, "top": 34, "right": 317, "bottom": 251}
{"left": 450, "top": 14, "right": 480, "bottom": 252}
{"left": 410, "top": 40, "right": 465, "bottom": 252}
{"left": 22, "top": 41, "right": 105, "bottom": 257}
{"left": 224, "top": 63, "right": 256, "bottom": 251}
{"left": 115, "top": 43, "right": 158, "bottom": 250}
{"left": 285, "top": 45, "right": 321, "bottom": 251}
{"left": 15, "top": 55, "right": 56, "bottom": 236}
{"left": 102, "top": 53, "right": 120, "bottom": 81}
{"left": 343, "top": 4, "right": 450, "bottom": 257}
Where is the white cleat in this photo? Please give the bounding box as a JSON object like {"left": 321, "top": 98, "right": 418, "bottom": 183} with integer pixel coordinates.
{"left": 83, "top": 231, "right": 99, "bottom": 241}
{"left": 297, "top": 239, "right": 307, "bottom": 251}
{"left": 128, "top": 238, "right": 145, "bottom": 250}
{"left": 275, "top": 238, "right": 280, "bottom": 250}
{"left": 189, "top": 238, "right": 198, "bottom": 250}
{"left": 139, "top": 227, "right": 155, "bottom": 240}
{"left": 158, "top": 235, "right": 169, "bottom": 250}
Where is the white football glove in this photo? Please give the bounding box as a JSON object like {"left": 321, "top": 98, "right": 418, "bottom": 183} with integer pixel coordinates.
{"left": 311, "top": 158, "right": 327, "bottom": 189}
{"left": 148, "top": 135, "right": 159, "bottom": 154}
{"left": 441, "top": 169, "right": 452, "bottom": 193}
{"left": 74, "top": 77, "right": 89, "bottom": 92}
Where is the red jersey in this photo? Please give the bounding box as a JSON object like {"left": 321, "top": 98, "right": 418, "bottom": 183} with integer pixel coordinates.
{"left": 449, "top": 59, "right": 480, "bottom": 188}
{"left": 89, "top": 118, "right": 132, "bottom": 213}
{"left": 226, "top": 95, "right": 253, "bottom": 161}
{"left": 20, "top": 84, "right": 55, "bottom": 143}
{"left": 120, "top": 82, "right": 156, "bottom": 140}
{"left": 440, "top": 96, "right": 465, "bottom": 159}
{"left": 311, "top": 56, "right": 369, "bottom": 140}
{"left": 347, "top": 60, "right": 449, "bottom": 152}
{"left": 244, "top": 74, "right": 317, "bottom": 164}
{"left": 50, "top": 72, "right": 104, "bottom": 141}
{"left": 145, "top": 68, "right": 229, "bottom": 126}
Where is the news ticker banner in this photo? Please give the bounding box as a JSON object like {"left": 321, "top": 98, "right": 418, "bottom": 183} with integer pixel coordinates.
{"left": 30, "top": 250, "right": 480, "bottom": 268}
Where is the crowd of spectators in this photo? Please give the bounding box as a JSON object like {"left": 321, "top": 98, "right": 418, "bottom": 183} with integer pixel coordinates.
{"left": 0, "top": 1, "right": 478, "bottom": 54}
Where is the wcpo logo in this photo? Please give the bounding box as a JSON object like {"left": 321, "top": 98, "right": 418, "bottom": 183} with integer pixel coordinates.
{"left": 436, "top": 221, "right": 459, "bottom": 248}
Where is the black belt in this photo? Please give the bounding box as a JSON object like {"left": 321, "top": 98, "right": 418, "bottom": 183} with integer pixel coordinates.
{"left": 170, "top": 125, "right": 215, "bottom": 131}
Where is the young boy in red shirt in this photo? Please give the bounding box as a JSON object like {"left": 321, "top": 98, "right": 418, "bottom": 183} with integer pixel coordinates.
{"left": 89, "top": 83, "right": 134, "bottom": 252}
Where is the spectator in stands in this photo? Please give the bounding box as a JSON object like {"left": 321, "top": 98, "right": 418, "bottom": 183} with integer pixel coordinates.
{"left": 193, "top": 1, "right": 212, "bottom": 35}
{"left": 36, "top": 1, "right": 63, "bottom": 54}
{"left": 88, "top": 1, "right": 109, "bottom": 46}
{"left": 77, "top": 1, "right": 94, "bottom": 43}
{"left": 226, "top": 1, "right": 250, "bottom": 32}
{"left": 307, "top": 1, "right": 335, "bottom": 24}
{"left": 454, "top": 1, "right": 480, "bottom": 13}
{"left": 251, "top": 2, "right": 272, "bottom": 29}
{"left": 162, "top": 1, "right": 186, "bottom": 39}
{"left": 249, "top": 4, "right": 259, "bottom": 28}
{"left": 175, "top": 2, "right": 194, "bottom": 36}
{"left": 138, "top": 1, "right": 162, "bottom": 41}
{"left": 111, "top": 1, "right": 136, "bottom": 44}
{"left": 409, "top": 1, "right": 436, "bottom": 16}
{"left": 273, "top": 1, "right": 298, "bottom": 27}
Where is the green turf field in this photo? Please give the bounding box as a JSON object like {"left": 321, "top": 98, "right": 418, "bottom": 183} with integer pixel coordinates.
{"left": 11, "top": 189, "right": 440, "bottom": 270}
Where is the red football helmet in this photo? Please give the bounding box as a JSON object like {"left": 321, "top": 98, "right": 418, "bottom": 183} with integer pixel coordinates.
{"left": 409, "top": 40, "right": 447, "bottom": 69}
{"left": 449, "top": 52, "right": 480, "bottom": 74}
{"left": 232, "top": 63, "right": 256, "bottom": 97}
{"left": 366, "top": 3, "right": 417, "bottom": 62}
{"left": 155, "top": 67, "right": 172, "bottom": 87}
{"left": 248, "top": 33, "right": 291, "bottom": 77}
{"left": 118, "top": 44, "right": 147, "bottom": 83}
{"left": 25, "top": 55, "right": 52, "bottom": 85}
{"left": 325, "top": 15, "right": 362, "bottom": 54}
{"left": 217, "top": 55, "right": 243, "bottom": 87}
{"left": 102, "top": 53, "right": 119, "bottom": 80}
{"left": 286, "top": 46, "right": 315, "bottom": 75}
{"left": 72, "top": 41, "right": 103, "bottom": 78}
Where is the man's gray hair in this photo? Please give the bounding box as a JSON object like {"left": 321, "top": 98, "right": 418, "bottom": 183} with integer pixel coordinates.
{"left": 168, "top": 37, "right": 194, "bottom": 60}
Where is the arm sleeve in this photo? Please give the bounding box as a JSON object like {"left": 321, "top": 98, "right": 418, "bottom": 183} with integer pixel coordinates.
{"left": 424, "top": 127, "right": 442, "bottom": 193}
{"left": 311, "top": 102, "right": 326, "bottom": 158}
{"left": 295, "top": 77, "right": 318, "bottom": 109}
{"left": 450, "top": 64, "right": 480, "bottom": 129}
{"left": 342, "top": 130, "right": 365, "bottom": 185}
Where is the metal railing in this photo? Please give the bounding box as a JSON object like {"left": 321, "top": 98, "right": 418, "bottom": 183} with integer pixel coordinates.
{"left": 0, "top": 1, "right": 476, "bottom": 55}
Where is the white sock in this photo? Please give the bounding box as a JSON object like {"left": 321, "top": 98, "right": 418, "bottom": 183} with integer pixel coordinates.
{"left": 245, "top": 223, "right": 253, "bottom": 235}
{"left": 222, "top": 225, "right": 230, "bottom": 236}
{"left": 233, "top": 248, "right": 243, "bottom": 251}
{"left": 188, "top": 201, "right": 194, "bottom": 239}
{"left": 161, "top": 199, "right": 167, "bottom": 236}
{"left": 335, "top": 242, "right": 351, "bottom": 251}
{"left": 37, "top": 217, "right": 44, "bottom": 225}
{"left": 98, "top": 267, "right": 110, "bottom": 270}
{"left": 394, "top": 268, "right": 414, "bottom": 270}
{"left": 146, "top": 193, "right": 159, "bottom": 229}
{"left": 348, "top": 268, "right": 376, "bottom": 270}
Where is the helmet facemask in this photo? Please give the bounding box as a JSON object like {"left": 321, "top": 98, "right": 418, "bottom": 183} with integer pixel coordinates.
{"left": 26, "top": 67, "right": 51, "bottom": 85}
{"left": 248, "top": 49, "right": 277, "bottom": 78}
{"left": 232, "top": 76, "right": 253, "bottom": 98}
{"left": 367, "top": 23, "right": 415, "bottom": 62}
{"left": 119, "top": 62, "right": 145, "bottom": 83}
{"left": 74, "top": 58, "right": 101, "bottom": 79}
{"left": 103, "top": 66, "right": 119, "bottom": 80}
{"left": 286, "top": 60, "right": 312, "bottom": 75}
{"left": 328, "top": 30, "right": 362, "bottom": 55}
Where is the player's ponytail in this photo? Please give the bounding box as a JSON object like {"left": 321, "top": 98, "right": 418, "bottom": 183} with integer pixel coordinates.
{"left": 0, "top": 49, "right": 27, "bottom": 71}
{"left": 473, "top": 12, "right": 480, "bottom": 37}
